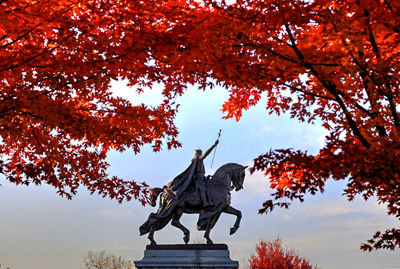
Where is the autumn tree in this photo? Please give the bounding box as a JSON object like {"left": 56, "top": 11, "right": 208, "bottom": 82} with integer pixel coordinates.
{"left": 0, "top": 0, "right": 199, "bottom": 203}
{"left": 150, "top": 0, "right": 400, "bottom": 251}
{"left": 83, "top": 250, "right": 132, "bottom": 269}
{"left": 3, "top": 0, "right": 400, "bottom": 251}
{"left": 115, "top": 0, "right": 400, "bottom": 251}
{"left": 249, "top": 238, "right": 320, "bottom": 269}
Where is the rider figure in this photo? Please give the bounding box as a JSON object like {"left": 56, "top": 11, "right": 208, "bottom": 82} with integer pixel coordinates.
{"left": 192, "top": 139, "right": 219, "bottom": 207}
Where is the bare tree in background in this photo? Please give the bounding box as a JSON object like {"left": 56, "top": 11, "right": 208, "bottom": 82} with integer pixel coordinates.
{"left": 83, "top": 250, "right": 132, "bottom": 269}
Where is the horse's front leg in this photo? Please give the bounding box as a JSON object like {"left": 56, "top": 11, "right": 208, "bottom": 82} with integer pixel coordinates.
{"left": 223, "top": 205, "right": 242, "bottom": 235}
{"left": 171, "top": 209, "right": 190, "bottom": 244}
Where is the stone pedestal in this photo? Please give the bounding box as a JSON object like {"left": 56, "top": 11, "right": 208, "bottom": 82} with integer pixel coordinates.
{"left": 134, "top": 244, "right": 238, "bottom": 269}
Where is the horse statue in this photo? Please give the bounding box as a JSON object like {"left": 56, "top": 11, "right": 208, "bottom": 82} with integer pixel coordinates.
{"left": 139, "top": 162, "right": 247, "bottom": 245}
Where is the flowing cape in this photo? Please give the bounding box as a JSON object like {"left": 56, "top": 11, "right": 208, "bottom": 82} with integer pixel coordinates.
{"left": 139, "top": 158, "right": 198, "bottom": 235}
{"left": 166, "top": 157, "right": 198, "bottom": 198}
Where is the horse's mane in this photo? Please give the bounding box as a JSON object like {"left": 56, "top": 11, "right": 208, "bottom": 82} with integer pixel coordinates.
{"left": 212, "top": 163, "right": 244, "bottom": 179}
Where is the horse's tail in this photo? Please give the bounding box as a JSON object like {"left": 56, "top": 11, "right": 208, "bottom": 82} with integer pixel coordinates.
{"left": 150, "top": 187, "right": 163, "bottom": 207}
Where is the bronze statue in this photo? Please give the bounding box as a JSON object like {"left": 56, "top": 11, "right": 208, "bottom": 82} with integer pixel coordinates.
{"left": 191, "top": 140, "right": 219, "bottom": 207}
{"left": 139, "top": 138, "right": 247, "bottom": 245}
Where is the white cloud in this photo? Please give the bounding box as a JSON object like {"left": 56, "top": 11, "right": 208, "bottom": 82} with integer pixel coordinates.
{"left": 302, "top": 198, "right": 389, "bottom": 219}
{"left": 244, "top": 171, "right": 269, "bottom": 196}
{"left": 231, "top": 168, "right": 271, "bottom": 206}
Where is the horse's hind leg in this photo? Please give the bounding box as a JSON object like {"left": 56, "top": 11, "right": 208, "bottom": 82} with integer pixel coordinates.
{"left": 204, "top": 216, "right": 217, "bottom": 245}
{"left": 171, "top": 209, "right": 190, "bottom": 244}
{"left": 204, "top": 225, "right": 213, "bottom": 245}
{"left": 148, "top": 226, "right": 157, "bottom": 246}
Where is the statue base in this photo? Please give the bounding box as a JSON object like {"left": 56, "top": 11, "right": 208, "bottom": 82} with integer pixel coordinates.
{"left": 134, "top": 244, "right": 239, "bottom": 268}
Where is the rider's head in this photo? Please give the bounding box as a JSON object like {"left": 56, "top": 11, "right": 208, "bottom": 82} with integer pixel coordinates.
{"left": 194, "top": 149, "right": 202, "bottom": 157}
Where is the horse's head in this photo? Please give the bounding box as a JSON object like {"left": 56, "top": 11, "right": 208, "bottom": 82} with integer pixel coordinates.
{"left": 231, "top": 165, "right": 247, "bottom": 191}
{"left": 212, "top": 163, "right": 248, "bottom": 192}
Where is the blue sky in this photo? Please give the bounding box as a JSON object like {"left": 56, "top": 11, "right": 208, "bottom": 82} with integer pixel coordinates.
{"left": 0, "top": 82, "right": 399, "bottom": 269}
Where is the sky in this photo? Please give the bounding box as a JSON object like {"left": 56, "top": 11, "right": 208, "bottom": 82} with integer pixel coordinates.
{"left": 0, "top": 81, "right": 399, "bottom": 269}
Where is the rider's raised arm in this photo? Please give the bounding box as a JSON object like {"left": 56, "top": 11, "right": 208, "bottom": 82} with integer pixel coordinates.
{"left": 200, "top": 140, "right": 219, "bottom": 160}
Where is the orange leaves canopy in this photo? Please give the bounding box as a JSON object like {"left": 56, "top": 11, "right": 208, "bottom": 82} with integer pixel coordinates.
{"left": 0, "top": 0, "right": 190, "bottom": 202}
{"left": 213, "top": 0, "right": 400, "bottom": 251}
{"left": 2, "top": 0, "right": 400, "bottom": 251}
{"left": 160, "top": 0, "right": 400, "bottom": 251}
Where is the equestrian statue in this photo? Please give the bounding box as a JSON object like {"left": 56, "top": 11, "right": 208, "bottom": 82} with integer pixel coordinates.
{"left": 139, "top": 133, "right": 247, "bottom": 245}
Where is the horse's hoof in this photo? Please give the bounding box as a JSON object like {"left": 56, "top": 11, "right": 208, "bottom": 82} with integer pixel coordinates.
{"left": 183, "top": 234, "right": 190, "bottom": 244}
{"left": 206, "top": 238, "right": 213, "bottom": 245}
{"left": 230, "top": 227, "right": 237, "bottom": 235}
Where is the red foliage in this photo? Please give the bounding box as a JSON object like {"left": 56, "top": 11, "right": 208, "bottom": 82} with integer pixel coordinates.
{"left": 0, "top": 0, "right": 188, "bottom": 203}
{"left": 249, "top": 238, "right": 319, "bottom": 269}
{"left": 187, "top": 0, "right": 400, "bottom": 251}
{"left": 2, "top": 0, "right": 400, "bottom": 250}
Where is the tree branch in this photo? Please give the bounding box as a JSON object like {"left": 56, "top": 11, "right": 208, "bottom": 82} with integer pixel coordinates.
{"left": 0, "top": 23, "right": 42, "bottom": 50}
{"left": 266, "top": 48, "right": 299, "bottom": 64}
{"left": 329, "top": 17, "right": 380, "bottom": 85}
{"left": 232, "top": 43, "right": 299, "bottom": 64}
{"left": 358, "top": 71, "right": 388, "bottom": 136}
{"left": 0, "top": 34, "right": 7, "bottom": 43}
{"left": 360, "top": 7, "right": 400, "bottom": 130}
{"left": 386, "top": 92, "right": 400, "bottom": 131}
{"left": 27, "top": 117, "right": 46, "bottom": 153}
{"left": 284, "top": 24, "right": 371, "bottom": 148}
{"left": 334, "top": 92, "right": 371, "bottom": 148}
{"left": 336, "top": 90, "right": 370, "bottom": 114}
{"left": 272, "top": 79, "right": 336, "bottom": 102}
{"left": 328, "top": 19, "right": 389, "bottom": 119}
{"left": 5, "top": 30, "right": 75, "bottom": 71}
{"left": 368, "top": 26, "right": 380, "bottom": 59}
{"left": 362, "top": 8, "right": 381, "bottom": 59}
{"left": 383, "top": 0, "right": 393, "bottom": 12}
